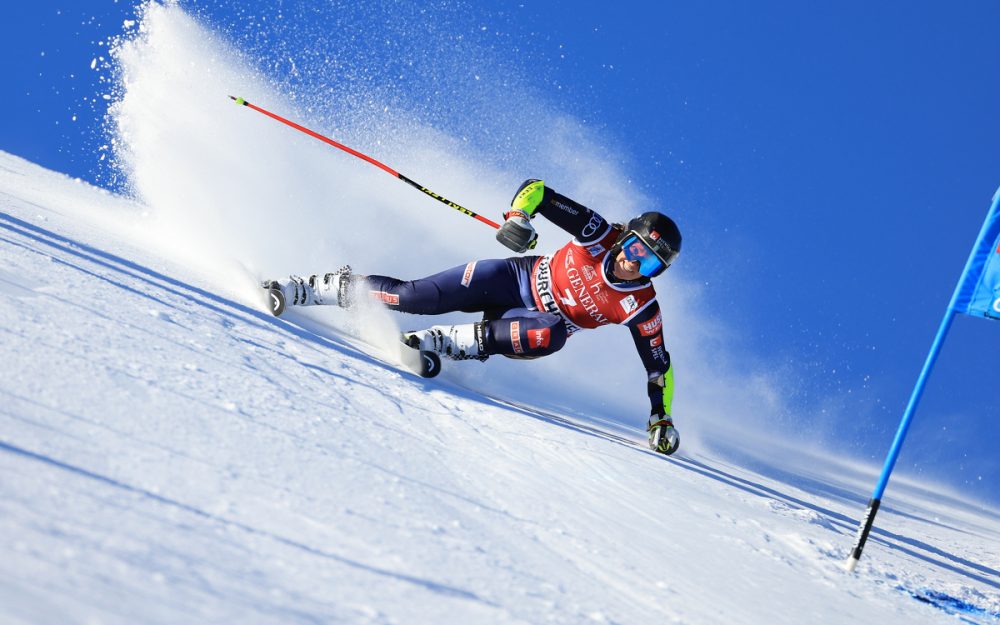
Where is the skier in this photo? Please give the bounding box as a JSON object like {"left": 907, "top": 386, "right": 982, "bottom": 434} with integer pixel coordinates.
{"left": 264, "top": 180, "right": 683, "bottom": 455}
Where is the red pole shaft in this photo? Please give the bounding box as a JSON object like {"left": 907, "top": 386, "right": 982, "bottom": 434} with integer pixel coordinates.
{"left": 229, "top": 96, "right": 500, "bottom": 230}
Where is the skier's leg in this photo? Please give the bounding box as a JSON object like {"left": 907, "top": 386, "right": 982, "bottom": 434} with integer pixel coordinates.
{"left": 407, "top": 309, "right": 567, "bottom": 361}
{"left": 361, "top": 258, "right": 529, "bottom": 315}
{"left": 266, "top": 256, "right": 536, "bottom": 316}
{"left": 487, "top": 309, "right": 568, "bottom": 358}
{"left": 263, "top": 266, "right": 352, "bottom": 314}
{"left": 268, "top": 258, "right": 528, "bottom": 310}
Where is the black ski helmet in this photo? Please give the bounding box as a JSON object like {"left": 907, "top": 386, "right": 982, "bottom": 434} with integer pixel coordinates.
{"left": 611, "top": 212, "right": 682, "bottom": 277}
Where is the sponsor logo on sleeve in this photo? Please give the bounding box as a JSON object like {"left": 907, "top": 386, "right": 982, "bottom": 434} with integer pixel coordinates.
{"left": 510, "top": 321, "right": 523, "bottom": 354}
{"left": 528, "top": 327, "right": 551, "bottom": 349}
{"left": 586, "top": 243, "right": 605, "bottom": 257}
{"left": 370, "top": 291, "right": 400, "bottom": 306}
{"left": 620, "top": 294, "right": 639, "bottom": 314}
{"left": 461, "top": 261, "right": 477, "bottom": 287}
{"left": 581, "top": 214, "right": 603, "bottom": 238}
{"left": 650, "top": 335, "right": 663, "bottom": 347}
{"left": 638, "top": 311, "right": 662, "bottom": 337}
{"left": 553, "top": 199, "right": 579, "bottom": 215}
{"left": 650, "top": 345, "right": 667, "bottom": 364}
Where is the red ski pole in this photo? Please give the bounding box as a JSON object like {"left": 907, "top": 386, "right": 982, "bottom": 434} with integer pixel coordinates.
{"left": 229, "top": 96, "right": 501, "bottom": 230}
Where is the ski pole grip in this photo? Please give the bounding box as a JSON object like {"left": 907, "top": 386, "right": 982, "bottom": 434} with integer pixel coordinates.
{"left": 496, "top": 218, "right": 538, "bottom": 253}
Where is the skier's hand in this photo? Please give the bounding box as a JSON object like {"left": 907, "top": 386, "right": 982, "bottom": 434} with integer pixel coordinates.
{"left": 496, "top": 209, "right": 538, "bottom": 253}
{"left": 647, "top": 416, "right": 680, "bottom": 455}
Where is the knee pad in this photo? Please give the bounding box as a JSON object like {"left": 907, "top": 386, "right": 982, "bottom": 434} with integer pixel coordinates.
{"left": 488, "top": 314, "right": 567, "bottom": 358}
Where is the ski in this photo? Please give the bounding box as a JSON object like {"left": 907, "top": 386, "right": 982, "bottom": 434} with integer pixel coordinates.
{"left": 399, "top": 334, "right": 442, "bottom": 378}
{"left": 262, "top": 281, "right": 442, "bottom": 379}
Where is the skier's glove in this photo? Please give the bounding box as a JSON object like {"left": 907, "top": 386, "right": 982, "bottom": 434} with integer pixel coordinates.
{"left": 496, "top": 209, "right": 538, "bottom": 253}
{"left": 647, "top": 416, "right": 680, "bottom": 455}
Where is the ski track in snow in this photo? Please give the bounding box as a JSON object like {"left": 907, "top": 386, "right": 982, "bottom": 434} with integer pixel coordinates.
{"left": 1, "top": 151, "right": 999, "bottom": 624}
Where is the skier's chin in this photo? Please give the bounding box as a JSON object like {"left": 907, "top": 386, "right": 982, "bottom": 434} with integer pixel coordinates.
{"left": 615, "top": 260, "right": 641, "bottom": 281}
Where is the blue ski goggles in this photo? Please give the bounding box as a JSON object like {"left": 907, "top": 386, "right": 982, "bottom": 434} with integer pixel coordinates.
{"left": 621, "top": 235, "right": 671, "bottom": 277}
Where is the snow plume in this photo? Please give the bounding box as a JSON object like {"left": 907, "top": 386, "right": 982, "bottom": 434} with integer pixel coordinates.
{"left": 106, "top": 1, "right": 802, "bottom": 458}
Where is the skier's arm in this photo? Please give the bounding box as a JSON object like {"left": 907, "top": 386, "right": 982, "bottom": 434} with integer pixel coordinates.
{"left": 496, "top": 179, "right": 612, "bottom": 251}
{"left": 628, "top": 302, "right": 680, "bottom": 455}
{"left": 626, "top": 303, "right": 675, "bottom": 419}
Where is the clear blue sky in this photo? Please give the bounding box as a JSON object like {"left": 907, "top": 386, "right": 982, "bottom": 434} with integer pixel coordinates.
{"left": 4, "top": 1, "right": 1000, "bottom": 502}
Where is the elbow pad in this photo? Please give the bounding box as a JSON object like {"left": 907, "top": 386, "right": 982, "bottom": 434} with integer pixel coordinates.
{"left": 510, "top": 179, "right": 546, "bottom": 218}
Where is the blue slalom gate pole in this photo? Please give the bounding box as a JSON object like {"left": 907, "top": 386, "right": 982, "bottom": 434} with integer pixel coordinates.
{"left": 845, "top": 187, "right": 1000, "bottom": 573}
{"left": 843, "top": 311, "right": 955, "bottom": 572}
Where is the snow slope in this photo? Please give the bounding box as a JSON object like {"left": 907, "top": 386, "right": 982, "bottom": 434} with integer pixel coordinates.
{"left": 2, "top": 152, "right": 999, "bottom": 624}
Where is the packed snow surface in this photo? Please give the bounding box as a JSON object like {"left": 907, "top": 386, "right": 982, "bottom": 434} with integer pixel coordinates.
{"left": 2, "top": 4, "right": 999, "bottom": 622}
{"left": 2, "top": 152, "right": 999, "bottom": 624}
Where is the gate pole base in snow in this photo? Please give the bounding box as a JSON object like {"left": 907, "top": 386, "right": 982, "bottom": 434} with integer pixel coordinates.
{"left": 844, "top": 498, "right": 880, "bottom": 572}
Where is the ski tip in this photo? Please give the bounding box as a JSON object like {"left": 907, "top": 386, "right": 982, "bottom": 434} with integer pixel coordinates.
{"left": 418, "top": 351, "right": 441, "bottom": 378}
{"left": 228, "top": 95, "right": 247, "bottom": 106}
{"left": 268, "top": 290, "right": 285, "bottom": 317}
{"left": 399, "top": 333, "right": 441, "bottom": 378}
{"left": 261, "top": 283, "right": 285, "bottom": 317}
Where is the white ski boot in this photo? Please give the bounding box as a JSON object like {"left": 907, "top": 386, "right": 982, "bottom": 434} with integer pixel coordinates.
{"left": 404, "top": 322, "right": 488, "bottom": 361}
{"left": 262, "top": 266, "right": 352, "bottom": 316}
